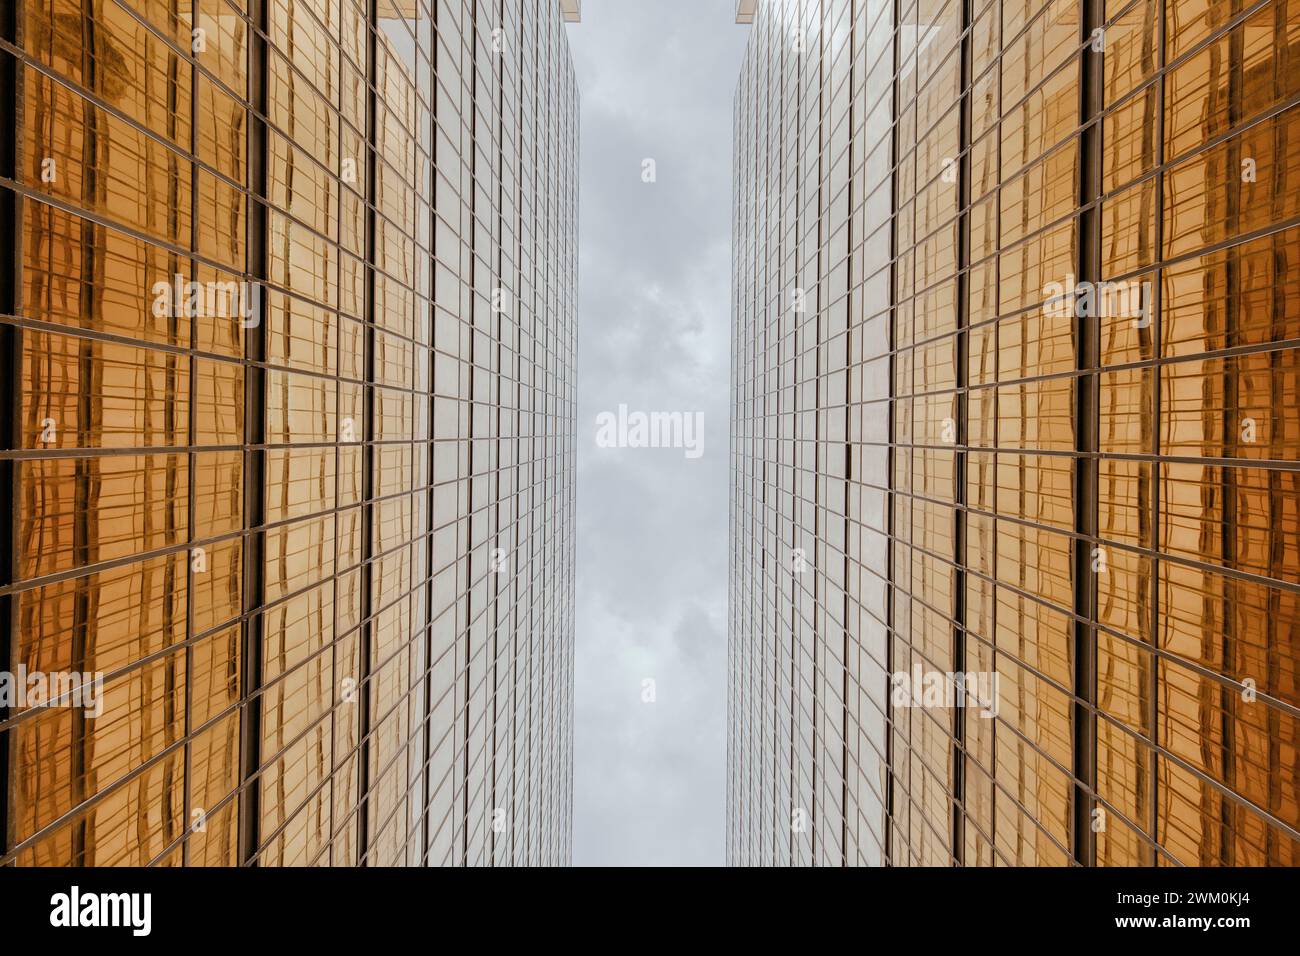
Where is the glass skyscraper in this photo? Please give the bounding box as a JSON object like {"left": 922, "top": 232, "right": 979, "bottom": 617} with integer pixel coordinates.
{"left": 0, "top": 0, "right": 578, "bottom": 866}
{"left": 729, "top": 0, "right": 1300, "bottom": 865}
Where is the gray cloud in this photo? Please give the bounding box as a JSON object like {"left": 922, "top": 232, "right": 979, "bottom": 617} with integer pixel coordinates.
{"left": 569, "top": 0, "right": 750, "bottom": 866}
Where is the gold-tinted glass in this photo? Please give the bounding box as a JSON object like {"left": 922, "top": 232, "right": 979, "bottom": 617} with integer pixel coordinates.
{"left": 731, "top": 0, "right": 1300, "bottom": 867}
{"left": 2, "top": 0, "right": 577, "bottom": 867}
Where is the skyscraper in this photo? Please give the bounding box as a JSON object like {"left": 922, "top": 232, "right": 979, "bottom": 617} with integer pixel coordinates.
{"left": 729, "top": 0, "right": 1300, "bottom": 866}
{"left": 0, "top": 0, "right": 578, "bottom": 866}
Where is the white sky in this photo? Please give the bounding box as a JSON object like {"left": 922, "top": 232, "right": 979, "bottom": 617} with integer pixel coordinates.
{"left": 569, "top": 0, "right": 752, "bottom": 866}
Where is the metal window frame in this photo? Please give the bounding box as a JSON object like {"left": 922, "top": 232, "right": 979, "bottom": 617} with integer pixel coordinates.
{"left": 0, "top": 0, "right": 21, "bottom": 865}
{"left": 238, "top": 0, "right": 271, "bottom": 867}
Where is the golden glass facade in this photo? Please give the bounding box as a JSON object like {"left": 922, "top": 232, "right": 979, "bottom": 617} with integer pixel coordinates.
{"left": 729, "top": 0, "right": 1300, "bottom": 865}
{"left": 1, "top": 0, "right": 577, "bottom": 866}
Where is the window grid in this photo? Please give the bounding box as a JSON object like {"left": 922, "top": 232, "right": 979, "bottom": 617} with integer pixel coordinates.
{"left": 730, "top": 0, "right": 1300, "bottom": 867}
{"left": 0, "top": 0, "right": 576, "bottom": 867}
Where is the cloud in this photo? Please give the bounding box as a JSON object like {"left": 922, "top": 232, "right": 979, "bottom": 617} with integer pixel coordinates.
{"left": 569, "top": 0, "right": 751, "bottom": 866}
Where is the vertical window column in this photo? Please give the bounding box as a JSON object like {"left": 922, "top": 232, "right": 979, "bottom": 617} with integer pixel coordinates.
{"left": 238, "top": 0, "right": 270, "bottom": 867}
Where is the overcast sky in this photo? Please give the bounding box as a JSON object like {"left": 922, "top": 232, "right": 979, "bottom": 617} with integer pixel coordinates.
{"left": 569, "top": 1, "right": 751, "bottom": 866}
